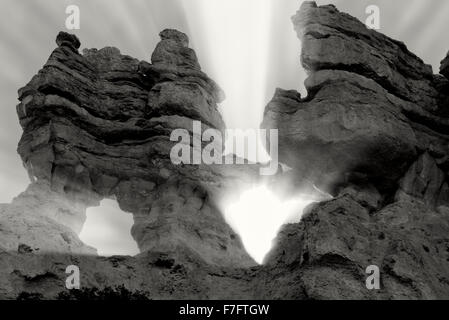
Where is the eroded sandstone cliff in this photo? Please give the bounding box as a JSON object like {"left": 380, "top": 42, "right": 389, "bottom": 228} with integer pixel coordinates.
{"left": 261, "top": 1, "right": 449, "bottom": 299}
{"left": 1, "top": 28, "right": 262, "bottom": 299}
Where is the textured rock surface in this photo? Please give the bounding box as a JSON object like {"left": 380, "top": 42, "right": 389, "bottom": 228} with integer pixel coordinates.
{"left": 261, "top": 1, "right": 449, "bottom": 299}
{"left": 263, "top": 2, "right": 449, "bottom": 194}
{"left": 0, "top": 181, "right": 96, "bottom": 255}
{"left": 3, "top": 2, "right": 449, "bottom": 300}
{"left": 2, "top": 28, "right": 258, "bottom": 283}
{"left": 263, "top": 196, "right": 449, "bottom": 299}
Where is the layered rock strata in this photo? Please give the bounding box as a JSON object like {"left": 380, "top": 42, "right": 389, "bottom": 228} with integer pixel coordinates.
{"left": 2, "top": 29, "right": 258, "bottom": 275}
{"left": 261, "top": 1, "right": 449, "bottom": 299}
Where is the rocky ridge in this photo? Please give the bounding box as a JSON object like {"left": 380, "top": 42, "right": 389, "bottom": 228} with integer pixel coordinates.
{"left": 261, "top": 2, "right": 449, "bottom": 299}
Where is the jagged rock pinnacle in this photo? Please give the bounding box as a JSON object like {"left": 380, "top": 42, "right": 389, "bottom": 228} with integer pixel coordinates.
{"left": 159, "top": 29, "right": 189, "bottom": 47}
{"left": 56, "top": 31, "right": 81, "bottom": 50}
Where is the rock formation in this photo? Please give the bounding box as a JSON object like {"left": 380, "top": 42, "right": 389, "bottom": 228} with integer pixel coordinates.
{"left": 2, "top": 1, "right": 449, "bottom": 300}
{"left": 1, "top": 28, "right": 263, "bottom": 298}
{"left": 15, "top": 28, "right": 261, "bottom": 268}
{"left": 261, "top": 2, "right": 449, "bottom": 299}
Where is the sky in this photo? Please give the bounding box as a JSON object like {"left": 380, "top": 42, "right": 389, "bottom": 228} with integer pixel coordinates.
{"left": 1, "top": 0, "right": 449, "bottom": 260}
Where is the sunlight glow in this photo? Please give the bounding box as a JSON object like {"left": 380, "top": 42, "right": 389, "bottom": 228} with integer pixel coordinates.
{"left": 182, "top": 0, "right": 274, "bottom": 163}
{"left": 79, "top": 199, "right": 140, "bottom": 256}
{"left": 182, "top": 0, "right": 311, "bottom": 262}
{"left": 224, "top": 185, "right": 315, "bottom": 264}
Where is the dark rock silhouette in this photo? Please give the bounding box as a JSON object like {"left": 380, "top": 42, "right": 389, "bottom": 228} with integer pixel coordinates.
{"left": 441, "top": 51, "right": 449, "bottom": 79}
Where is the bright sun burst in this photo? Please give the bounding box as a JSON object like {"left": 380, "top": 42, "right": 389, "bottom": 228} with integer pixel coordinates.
{"left": 224, "top": 185, "right": 315, "bottom": 264}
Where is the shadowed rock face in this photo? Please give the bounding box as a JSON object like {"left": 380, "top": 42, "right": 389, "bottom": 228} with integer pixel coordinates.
{"left": 263, "top": 2, "right": 449, "bottom": 195}
{"left": 261, "top": 1, "right": 449, "bottom": 299}
{"left": 441, "top": 51, "right": 449, "bottom": 79}
{"left": 2, "top": 2, "right": 449, "bottom": 300}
